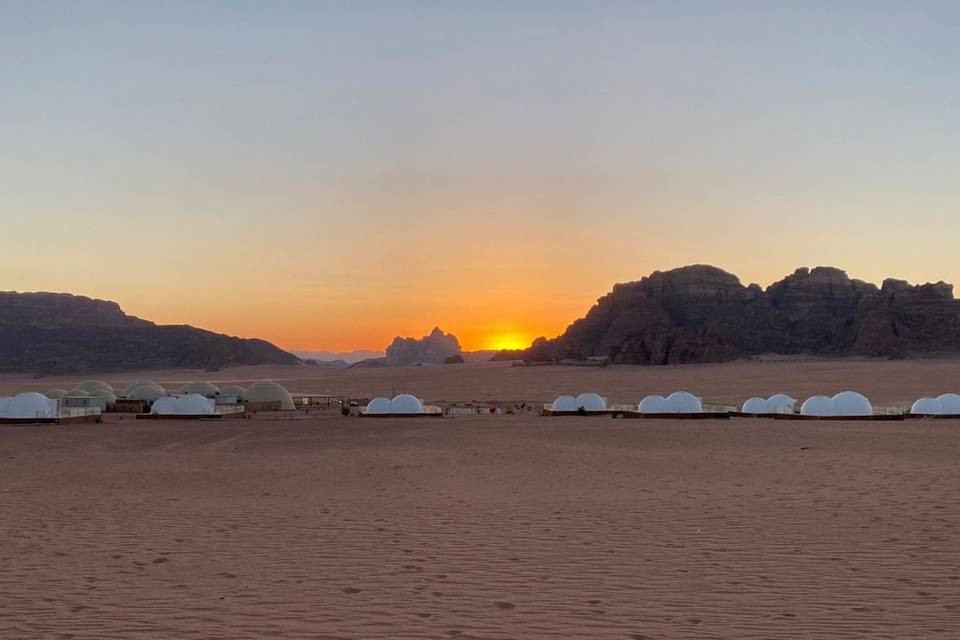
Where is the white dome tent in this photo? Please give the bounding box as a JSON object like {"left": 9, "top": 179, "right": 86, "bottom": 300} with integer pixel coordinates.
{"left": 800, "top": 395, "right": 836, "bottom": 417}
{"left": 937, "top": 393, "right": 960, "bottom": 414}
{"left": 575, "top": 393, "right": 607, "bottom": 412}
{"left": 551, "top": 395, "right": 578, "bottom": 412}
{"left": 767, "top": 394, "right": 797, "bottom": 413}
{"left": 800, "top": 392, "right": 873, "bottom": 418}
{"left": 665, "top": 391, "right": 702, "bottom": 413}
{"left": 910, "top": 394, "right": 960, "bottom": 416}
{"left": 911, "top": 397, "right": 944, "bottom": 415}
{"left": 0, "top": 392, "right": 57, "bottom": 419}
{"left": 548, "top": 393, "right": 608, "bottom": 414}
{"left": 391, "top": 394, "right": 424, "bottom": 414}
{"left": 742, "top": 397, "right": 769, "bottom": 414}
{"left": 636, "top": 392, "right": 703, "bottom": 414}
{"left": 741, "top": 394, "right": 797, "bottom": 415}
{"left": 832, "top": 391, "right": 873, "bottom": 416}
{"left": 363, "top": 394, "right": 428, "bottom": 416}
{"left": 638, "top": 395, "right": 668, "bottom": 413}
{"left": 44, "top": 389, "right": 69, "bottom": 400}
{"left": 151, "top": 394, "right": 215, "bottom": 416}
{"left": 364, "top": 397, "right": 393, "bottom": 415}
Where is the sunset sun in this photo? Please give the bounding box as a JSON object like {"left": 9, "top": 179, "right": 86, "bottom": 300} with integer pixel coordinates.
{"left": 486, "top": 334, "right": 531, "bottom": 351}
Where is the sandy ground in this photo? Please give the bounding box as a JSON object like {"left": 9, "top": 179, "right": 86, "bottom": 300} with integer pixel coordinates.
{"left": 2, "top": 414, "right": 960, "bottom": 638}
{"left": 2, "top": 360, "right": 960, "bottom": 638}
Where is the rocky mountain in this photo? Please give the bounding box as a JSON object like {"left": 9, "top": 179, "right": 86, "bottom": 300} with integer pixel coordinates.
{"left": 0, "top": 291, "right": 301, "bottom": 374}
{"left": 385, "top": 327, "right": 462, "bottom": 365}
{"left": 521, "top": 265, "right": 960, "bottom": 364}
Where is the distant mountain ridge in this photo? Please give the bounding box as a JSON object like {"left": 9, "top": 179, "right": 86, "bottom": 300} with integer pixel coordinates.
{"left": 520, "top": 265, "right": 960, "bottom": 364}
{"left": 292, "top": 349, "right": 385, "bottom": 364}
{"left": 0, "top": 291, "right": 301, "bottom": 374}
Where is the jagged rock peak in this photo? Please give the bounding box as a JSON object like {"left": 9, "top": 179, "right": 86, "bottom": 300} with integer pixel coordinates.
{"left": 385, "top": 327, "right": 462, "bottom": 366}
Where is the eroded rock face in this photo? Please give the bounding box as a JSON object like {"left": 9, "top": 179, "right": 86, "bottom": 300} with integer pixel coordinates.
{"left": 0, "top": 292, "right": 152, "bottom": 330}
{"left": 0, "top": 292, "right": 301, "bottom": 373}
{"left": 526, "top": 265, "right": 960, "bottom": 364}
{"left": 385, "top": 327, "right": 463, "bottom": 365}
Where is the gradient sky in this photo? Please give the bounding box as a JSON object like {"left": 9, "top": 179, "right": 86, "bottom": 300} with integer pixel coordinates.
{"left": 2, "top": 1, "right": 958, "bottom": 351}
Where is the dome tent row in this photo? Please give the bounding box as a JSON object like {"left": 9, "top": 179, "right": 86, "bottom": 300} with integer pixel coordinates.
{"left": 800, "top": 391, "right": 873, "bottom": 417}
{"left": 910, "top": 393, "right": 960, "bottom": 416}
{"left": 741, "top": 394, "right": 796, "bottom": 415}
{"left": 152, "top": 394, "right": 215, "bottom": 416}
{"left": 551, "top": 393, "right": 607, "bottom": 412}
{"left": 639, "top": 391, "right": 702, "bottom": 414}
{"left": 0, "top": 392, "right": 58, "bottom": 419}
{"left": 365, "top": 394, "right": 425, "bottom": 415}
{"left": 109, "top": 380, "right": 291, "bottom": 409}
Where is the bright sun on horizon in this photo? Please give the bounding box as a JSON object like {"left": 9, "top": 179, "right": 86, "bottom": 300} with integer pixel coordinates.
{"left": 485, "top": 334, "right": 533, "bottom": 352}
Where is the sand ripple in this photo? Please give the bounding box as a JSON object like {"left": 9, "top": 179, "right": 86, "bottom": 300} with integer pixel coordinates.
{"left": 1, "top": 417, "right": 959, "bottom": 638}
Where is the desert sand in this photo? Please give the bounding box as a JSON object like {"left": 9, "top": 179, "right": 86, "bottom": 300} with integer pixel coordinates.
{"left": 2, "top": 359, "right": 960, "bottom": 638}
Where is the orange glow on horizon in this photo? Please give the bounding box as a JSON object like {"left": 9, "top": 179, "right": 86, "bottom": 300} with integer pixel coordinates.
{"left": 481, "top": 333, "right": 536, "bottom": 352}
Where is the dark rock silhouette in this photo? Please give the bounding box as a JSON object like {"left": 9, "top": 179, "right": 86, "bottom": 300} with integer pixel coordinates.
{"left": 0, "top": 291, "right": 301, "bottom": 373}
{"left": 385, "top": 327, "right": 462, "bottom": 365}
{"left": 521, "top": 265, "right": 960, "bottom": 364}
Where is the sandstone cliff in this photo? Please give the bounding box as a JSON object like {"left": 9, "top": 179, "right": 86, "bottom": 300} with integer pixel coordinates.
{"left": 522, "top": 266, "right": 960, "bottom": 364}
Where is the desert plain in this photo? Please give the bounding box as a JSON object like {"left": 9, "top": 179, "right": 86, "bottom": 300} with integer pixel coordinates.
{"left": 1, "top": 358, "right": 959, "bottom": 639}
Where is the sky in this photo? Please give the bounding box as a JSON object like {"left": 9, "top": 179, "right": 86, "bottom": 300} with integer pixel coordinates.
{"left": 2, "top": 1, "right": 958, "bottom": 352}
